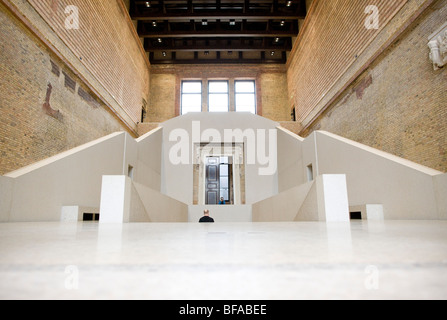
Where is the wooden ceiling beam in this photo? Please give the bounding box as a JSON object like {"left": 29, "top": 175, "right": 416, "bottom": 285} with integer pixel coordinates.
{"left": 132, "top": 12, "right": 305, "bottom": 21}
{"left": 149, "top": 55, "right": 287, "bottom": 65}
{"left": 144, "top": 37, "right": 292, "bottom": 52}
{"left": 140, "top": 30, "right": 297, "bottom": 38}
{"left": 131, "top": 0, "right": 307, "bottom": 20}
{"left": 138, "top": 20, "right": 299, "bottom": 38}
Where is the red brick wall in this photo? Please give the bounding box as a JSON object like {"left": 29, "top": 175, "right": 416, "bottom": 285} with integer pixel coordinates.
{"left": 287, "top": 0, "right": 407, "bottom": 124}
{"left": 305, "top": 0, "right": 447, "bottom": 172}
{"left": 26, "top": 0, "right": 150, "bottom": 125}
{"left": 0, "top": 3, "right": 124, "bottom": 175}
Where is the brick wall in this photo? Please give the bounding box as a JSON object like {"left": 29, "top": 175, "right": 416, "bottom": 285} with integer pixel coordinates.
{"left": 25, "top": 0, "right": 150, "bottom": 126}
{"left": 148, "top": 72, "right": 177, "bottom": 123}
{"left": 0, "top": 3, "right": 124, "bottom": 175}
{"left": 305, "top": 0, "right": 447, "bottom": 172}
{"left": 147, "top": 64, "right": 289, "bottom": 125}
{"left": 287, "top": 0, "right": 408, "bottom": 126}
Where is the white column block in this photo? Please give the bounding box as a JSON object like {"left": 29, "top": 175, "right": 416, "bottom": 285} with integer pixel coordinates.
{"left": 365, "top": 204, "right": 384, "bottom": 220}
{"left": 61, "top": 206, "right": 79, "bottom": 222}
{"left": 99, "top": 176, "right": 131, "bottom": 224}
{"left": 317, "top": 174, "right": 350, "bottom": 222}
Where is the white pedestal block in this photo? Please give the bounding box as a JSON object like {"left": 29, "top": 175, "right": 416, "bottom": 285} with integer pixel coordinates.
{"left": 350, "top": 204, "right": 384, "bottom": 221}
{"left": 61, "top": 206, "right": 79, "bottom": 222}
{"left": 61, "top": 206, "right": 99, "bottom": 222}
{"left": 317, "top": 174, "right": 350, "bottom": 222}
{"left": 99, "top": 176, "right": 131, "bottom": 224}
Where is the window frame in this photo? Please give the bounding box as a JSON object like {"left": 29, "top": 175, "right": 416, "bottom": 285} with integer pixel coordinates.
{"left": 208, "top": 80, "right": 230, "bottom": 113}
{"left": 181, "top": 80, "right": 203, "bottom": 115}
{"left": 234, "top": 80, "right": 257, "bottom": 114}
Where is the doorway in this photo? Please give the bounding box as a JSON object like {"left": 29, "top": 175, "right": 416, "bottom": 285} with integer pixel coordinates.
{"left": 194, "top": 143, "right": 244, "bottom": 205}
{"left": 350, "top": 212, "right": 362, "bottom": 220}
{"left": 83, "top": 213, "right": 100, "bottom": 221}
{"left": 205, "top": 156, "right": 233, "bottom": 205}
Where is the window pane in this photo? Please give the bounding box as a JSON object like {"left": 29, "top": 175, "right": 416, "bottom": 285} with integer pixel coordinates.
{"left": 182, "top": 94, "right": 201, "bottom": 114}
{"left": 236, "top": 94, "right": 255, "bottom": 108}
{"left": 235, "top": 81, "right": 255, "bottom": 93}
{"left": 209, "top": 94, "right": 229, "bottom": 112}
{"left": 220, "top": 177, "right": 229, "bottom": 188}
{"left": 182, "top": 94, "right": 201, "bottom": 108}
{"left": 182, "top": 81, "right": 202, "bottom": 93}
{"left": 220, "top": 164, "right": 229, "bottom": 176}
{"left": 236, "top": 93, "right": 256, "bottom": 114}
{"left": 235, "top": 81, "right": 256, "bottom": 114}
{"left": 209, "top": 81, "right": 228, "bottom": 93}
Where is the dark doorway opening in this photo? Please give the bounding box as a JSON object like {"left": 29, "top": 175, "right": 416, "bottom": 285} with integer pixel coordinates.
{"left": 291, "top": 106, "right": 296, "bottom": 122}
{"left": 205, "top": 156, "right": 233, "bottom": 205}
{"left": 350, "top": 212, "right": 362, "bottom": 220}
{"left": 83, "top": 213, "right": 100, "bottom": 221}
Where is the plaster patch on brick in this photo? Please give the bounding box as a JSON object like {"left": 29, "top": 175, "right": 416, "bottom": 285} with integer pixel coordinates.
{"left": 353, "top": 74, "right": 373, "bottom": 100}
{"left": 42, "top": 83, "right": 63, "bottom": 121}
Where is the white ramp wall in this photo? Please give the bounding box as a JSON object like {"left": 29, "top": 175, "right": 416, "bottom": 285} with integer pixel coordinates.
{"left": 99, "top": 176, "right": 188, "bottom": 223}
{"left": 0, "top": 125, "right": 165, "bottom": 222}
{"left": 277, "top": 127, "right": 306, "bottom": 192}
{"left": 135, "top": 128, "right": 163, "bottom": 191}
{"left": 2, "top": 133, "right": 127, "bottom": 222}
{"left": 0, "top": 176, "right": 14, "bottom": 222}
{"left": 132, "top": 181, "right": 188, "bottom": 222}
{"left": 314, "top": 131, "right": 443, "bottom": 220}
{"left": 434, "top": 174, "right": 447, "bottom": 220}
{"left": 253, "top": 175, "right": 350, "bottom": 222}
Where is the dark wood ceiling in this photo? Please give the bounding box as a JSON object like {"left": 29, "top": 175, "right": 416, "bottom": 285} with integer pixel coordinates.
{"left": 129, "top": 0, "right": 307, "bottom": 64}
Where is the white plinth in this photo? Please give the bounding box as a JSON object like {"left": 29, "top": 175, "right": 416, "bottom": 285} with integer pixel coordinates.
{"left": 99, "top": 176, "right": 131, "bottom": 224}
{"left": 317, "top": 174, "right": 350, "bottom": 222}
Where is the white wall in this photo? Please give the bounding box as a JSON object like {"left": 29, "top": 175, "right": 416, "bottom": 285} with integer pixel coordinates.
{"left": 133, "top": 181, "right": 188, "bottom": 222}
{"left": 434, "top": 173, "right": 447, "bottom": 220}
{"left": 161, "top": 112, "right": 280, "bottom": 205}
{"left": 189, "top": 205, "right": 252, "bottom": 223}
{"left": 135, "top": 127, "right": 163, "bottom": 191}
{"left": 253, "top": 174, "right": 350, "bottom": 222}
{"left": 314, "top": 131, "right": 442, "bottom": 220}
{"left": 277, "top": 127, "right": 306, "bottom": 192}
{"left": 2, "top": 113, "right": 444, "bottom": 223}
{"left": 1, "top": 125, "right": 166, "bottom": 222}
{"left": 3, "top": 133, "right": 127, "bottom": 222}
{"left": 274, "top": 129, "right": 445, "bottom": 221}
{"left": 252, "top": 180, "right": 314, "bottom": 222}
{"left": 98, "top": 176, "right": 188, "bottom": 223}
{"left": 0, "top": 176, "right": 14, "bottom": 222}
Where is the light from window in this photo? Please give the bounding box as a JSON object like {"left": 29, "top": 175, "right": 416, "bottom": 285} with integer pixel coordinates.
{"left": 235, "top": 80, "right": 256, "bottom": 114}
{"left": 181, "top": 81, "right": 202, "bottom": 115}
{"left": 220, "top": 157, "right": 230, "bottom": 202}
{"left": 208, "top": 81, "right": 229, "bottom": 112}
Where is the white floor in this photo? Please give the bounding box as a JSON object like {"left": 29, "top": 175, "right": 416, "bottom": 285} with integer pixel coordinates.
{"left": 0, "top": 221, "right": 446, "bottom": 300}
